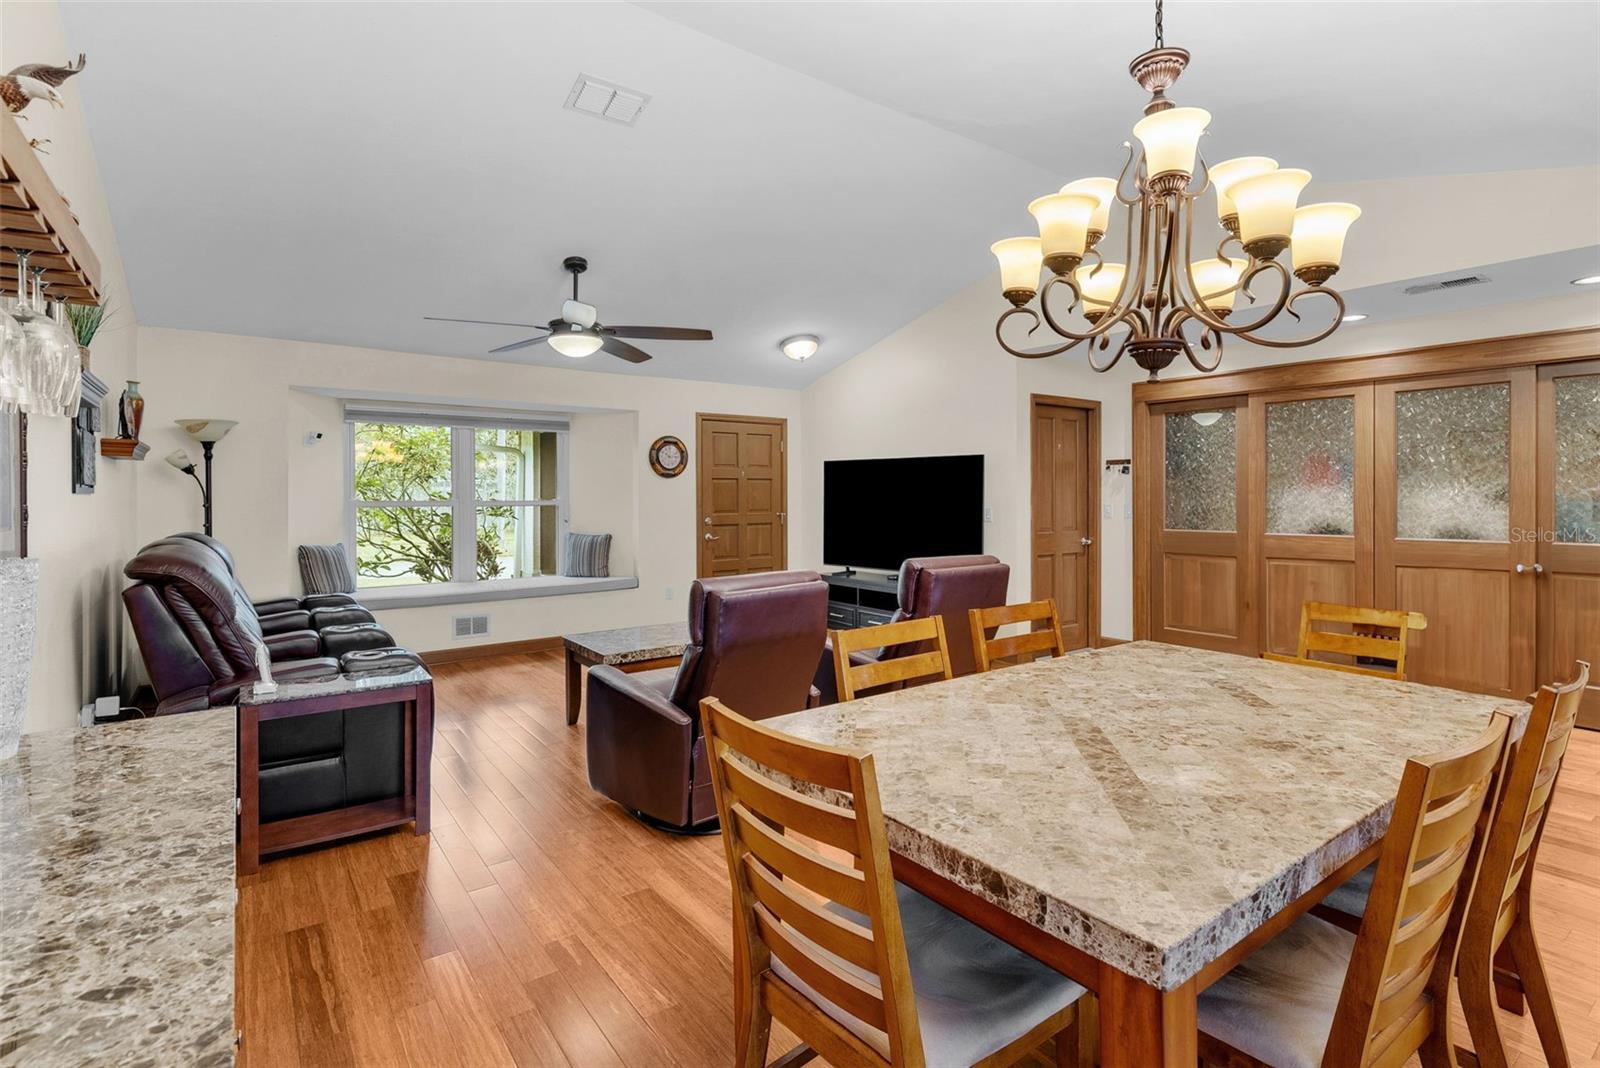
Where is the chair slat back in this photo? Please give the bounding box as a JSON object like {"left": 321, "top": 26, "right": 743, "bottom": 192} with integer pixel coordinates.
{"left": 1463, "top": 661, "right": 1589, "bottom": 965}
{"left": 1324, "top": 710, "right": 1513, "bottom": 1066}
{"left": 832, "top": 616, "right": 952, "bottom": 702}
{"left": 701, "top": 697, "right": 925, "bottom": 1068}
{"left": 1275, "top": 602, "right": 1427, "bottom": 681}
{"left": 968, "top": 599, "right": 1067, "bottom": 673}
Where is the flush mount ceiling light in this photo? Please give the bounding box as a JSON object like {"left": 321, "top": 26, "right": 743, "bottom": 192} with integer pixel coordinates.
{"left": 780, "top": 334, "right": 820, "bottom": 361}
{"left": 1572, "top": 275, "right": 1600, "bottom": 286}
{"left": 989, "top": 0, "right": 1356, "bottom": 381}
{"left": 1341, "top": 313, "right": 1368, "bottom": 322}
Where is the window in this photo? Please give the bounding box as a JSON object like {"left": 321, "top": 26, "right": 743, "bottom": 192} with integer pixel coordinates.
{"left": 349, "top": 420, "right": 566, "bottom": 588}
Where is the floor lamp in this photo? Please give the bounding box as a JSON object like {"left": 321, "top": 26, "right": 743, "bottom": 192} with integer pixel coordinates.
{"left": 167, "top": 418, "right": 237, "bottom": 537}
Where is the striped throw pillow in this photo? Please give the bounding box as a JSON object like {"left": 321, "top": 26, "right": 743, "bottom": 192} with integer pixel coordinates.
{"left": 563, "top": 532, "right": 611, "bottom": 578}
{"left": 298, "top": 543, "right": 356, "bottom": 594}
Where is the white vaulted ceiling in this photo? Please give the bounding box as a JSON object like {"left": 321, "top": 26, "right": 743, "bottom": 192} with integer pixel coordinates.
{"left": 56, "top": 1, "right": 1600, "bottom": 387}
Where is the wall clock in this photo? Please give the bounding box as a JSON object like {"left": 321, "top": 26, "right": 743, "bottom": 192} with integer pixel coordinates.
{"left": 649, "top": 435, "right": 688, "bottom": 478}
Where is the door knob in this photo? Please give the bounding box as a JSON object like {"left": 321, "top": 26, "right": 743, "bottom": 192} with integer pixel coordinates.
{"left": 703, "top": 516, "right": 712, "bottom": 526}
{"left": 1081, "top": 537, "right": 1094, "bottom": 547}
{"left": 704, "top": 532, "right": 719, "bottom": 542}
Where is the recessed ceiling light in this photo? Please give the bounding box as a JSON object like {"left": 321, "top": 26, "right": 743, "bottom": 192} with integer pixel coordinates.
{"left": 1572, "top": 275, "right": 1600, "bottom": 286}
{"left": 780, "top": 334, "right": 819, "bottom": 361}
{"left": 1341, "top": 313, "right": 1368, "bottom": 322}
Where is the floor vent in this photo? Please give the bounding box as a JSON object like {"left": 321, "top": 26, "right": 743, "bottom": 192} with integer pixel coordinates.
{"left": 1402, "top": 274, "right": 1491, "bottom": 295}
{"left": 452, "top": 614, "right": 489, "bottom": 640}
{"left": 564, "top": 74, "right": 650, "bottom": 126}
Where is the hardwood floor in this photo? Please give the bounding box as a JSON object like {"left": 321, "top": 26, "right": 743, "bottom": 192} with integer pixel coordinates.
{"left": 237, "top": 650, "right": 1600, "bottom": 1067}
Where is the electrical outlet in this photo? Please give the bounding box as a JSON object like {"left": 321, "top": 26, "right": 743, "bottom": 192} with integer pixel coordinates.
{"left": 664, "top": 585, "right": 674, "bottom": 601}
{"left": 982, "top": 506, "right": 993, "bottom": 523}
{"left": 1104, "top": 504, "right": 1113, "bottom": 519}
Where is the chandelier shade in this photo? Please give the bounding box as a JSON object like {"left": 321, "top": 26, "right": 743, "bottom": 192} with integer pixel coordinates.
{"left": 986, "top": 0, "right": 1356, "bottom": 379}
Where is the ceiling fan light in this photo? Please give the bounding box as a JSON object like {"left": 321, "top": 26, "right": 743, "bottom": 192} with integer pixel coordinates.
{"left": 1209, "top": 156, "right": 1278, "bottom": 226}
{"left": 1028, "top": 192, "right": 1100, "bottom": 274}
{"left": 548, "top": 328, "right": 603, "bottom": 358}
{"left": 1132, "top": 106, "right": 1211, "bottom": 190}
{"left": 1231, "top": 167, "right": 1312, "bottom": 258}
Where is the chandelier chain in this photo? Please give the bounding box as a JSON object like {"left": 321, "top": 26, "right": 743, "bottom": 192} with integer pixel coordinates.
{"left": 1154, "top": 0, "right": 1164, "bottom": 48}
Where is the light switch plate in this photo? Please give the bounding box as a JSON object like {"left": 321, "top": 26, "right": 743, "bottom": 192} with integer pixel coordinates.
{"left": 983, "top": 506, "right": 994, "bottom": 522}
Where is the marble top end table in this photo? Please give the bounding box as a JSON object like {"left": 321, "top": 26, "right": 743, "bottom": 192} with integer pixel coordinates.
{"left": 562, "top": 622, "right": 689, "bottom": 725}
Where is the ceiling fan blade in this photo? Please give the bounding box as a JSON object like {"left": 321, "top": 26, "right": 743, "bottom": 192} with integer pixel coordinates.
{"left": 600, "top": 336, "right": 652, "bottom": 363}
{"left": 603, "top": 326, "right": 713, "bottom": 341}
{"left": 489, "top": 335, "right": 552, "bottom": 355}
{"left": 425, "top": 316, "right": 548, "bottom": 329}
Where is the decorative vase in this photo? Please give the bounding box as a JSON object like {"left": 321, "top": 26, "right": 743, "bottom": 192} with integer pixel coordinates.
{"left": 0, "top": 557, "right": 40, "bottom": 761}
{"left": 120, "top": 380, "right": 144, "bottom": 440}
{"left": 78, "top": 344, "right": 91, "bottom": 373}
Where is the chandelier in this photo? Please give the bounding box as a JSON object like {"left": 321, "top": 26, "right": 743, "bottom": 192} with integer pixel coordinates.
{"left": 989, "top": 0, "right": 1357, "bottom": 380}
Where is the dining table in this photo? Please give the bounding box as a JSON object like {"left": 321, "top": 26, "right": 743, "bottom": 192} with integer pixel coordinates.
{"left": 764, "top": 640, "right": 1522, "bottom": 1065}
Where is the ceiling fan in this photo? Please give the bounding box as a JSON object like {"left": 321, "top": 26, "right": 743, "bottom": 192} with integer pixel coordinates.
{"left": 424, "top": 256, "right": 712, "bottom": 363}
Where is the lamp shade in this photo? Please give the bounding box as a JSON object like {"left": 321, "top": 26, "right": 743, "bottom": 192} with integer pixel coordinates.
{"left": 1060, "top": 177, "right": 1118, "bottom": 235}
{"left": 1132, "top": 107, "right": 1211, "bottom": 184}
{"left": 1190, "top": 257, "right": 1245, "bottom": 313}
{"left": 164, "top": 449, "right": 194, "bottom": 471}
{"left": 1074, "top": 262, "right": 1127, "bottom": 311}
{"left": 1209, "top": 156, "right": 1277, "bottom": 223}
{"left": 547, "top": 328, "right": 603, "bottom": 358}
{"left": 1028, "top": 192, "right": 1100, "bottom": 273}
{"left": 175, "top": 418, "right": 238, "bottom": 444}
{"left": 1292, "top": 202, "right": 1361, "bottom": 278}
{"left": 1230, "top": 168, "right": 1312, "bottom": 256}
{"left": 991, "top": 237, "right": 1044, "bottom": 301}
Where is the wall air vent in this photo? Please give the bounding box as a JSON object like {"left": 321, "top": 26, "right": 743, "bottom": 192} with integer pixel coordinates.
{"left": 564, "top": 74, "right": 651, "bottom": 126}
{"left": 1402, "top": 274, "right": 1491, "bottom": 296}
{"left": 452, "top": 614, "right": 489, "bottom": 640}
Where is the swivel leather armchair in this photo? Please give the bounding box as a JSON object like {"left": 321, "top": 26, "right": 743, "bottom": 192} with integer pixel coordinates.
{"left": 813, "top": 554, "right": 1011, "bottom": 705}
{"left": 585, "top": 571, "right": 830, "bottom": 832}
{"left": 122, "top": 533, "right": 401, "bottom": 715}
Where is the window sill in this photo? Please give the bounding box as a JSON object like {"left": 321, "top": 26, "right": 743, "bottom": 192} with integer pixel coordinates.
{"left": 358, "top": 575, "right": 639, "bottom": 610}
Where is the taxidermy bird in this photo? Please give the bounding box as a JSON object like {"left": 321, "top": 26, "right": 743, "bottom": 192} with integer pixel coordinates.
{"left": 2, "top": 54, "right": 87, "bottom": 115}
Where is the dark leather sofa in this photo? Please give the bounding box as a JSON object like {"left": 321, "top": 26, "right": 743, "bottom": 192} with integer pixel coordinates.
{"left": 586, "top": 570, "right": 830, "bottom": 832}
{"left": 813, "top": 554, "right": 1011, "bottom": 705}
{"left": 122, "top": 532, "right": 399, "bottom": 715}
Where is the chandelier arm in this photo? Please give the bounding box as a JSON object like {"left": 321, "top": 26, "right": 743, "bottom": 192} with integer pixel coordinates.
{"left": 995, "top": 305, "right": 1084, "bottom": 359}
{"left": 1170, "top": 194, "right": 1240, "bottom": 334}
{"left": 1084, "top": 316, "right": 1138, "bottom": 373}
{"left": 1037, "top": 274, "right": 1133, "bottom": 344}
{"left": 1185, "top": 149, "right": 1213, "bottom": 200}
{"left": 1169, "top": 313, "right": 1226, "bottom": 373}
{"left": 1114, "top": 141, "right": 1143, "bottom": 206}
{"left": 1166, "top": 256, "right": 1295, "bottom": 336}
{"left": 1233, "top": 286, "right": 1348, "bottom": 348}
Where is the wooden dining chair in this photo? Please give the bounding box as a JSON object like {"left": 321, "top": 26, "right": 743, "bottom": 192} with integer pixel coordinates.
{"left": 830, "top": 616, "right": 952, "bottom": 703}
{"left": 1196, "top": 709, "right": 1515, "bottom": 1068}
{"left": 1456, "top": 660, "right": 1589, "bottom": 1068}
{"left": 700, "top": 696, "right": 1090, "bottom": 1068}
{"left": 1262, "top": 602, "right": 1429, "bottom": 681}
{"left": 967, "top": 599, "right": 1066, "bottom": 673}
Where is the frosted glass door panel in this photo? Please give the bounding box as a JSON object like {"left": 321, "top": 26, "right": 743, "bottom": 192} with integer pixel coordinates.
{"left": 1165, "top": 409, "right": 1236, "bottom": 531}
{"left": 1266, "top": 397, "right": 1355, "bottom": 535}
{"left": 1395, "top": 383, "right": 1510, "bottom": 541}
{"left": 1554, "top": 374, "right": 1600, "bottom": 544}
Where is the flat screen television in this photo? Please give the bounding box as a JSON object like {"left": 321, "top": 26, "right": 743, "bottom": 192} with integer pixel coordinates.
{"left": 823, "top": 454, "right": 984, "bottom": 572}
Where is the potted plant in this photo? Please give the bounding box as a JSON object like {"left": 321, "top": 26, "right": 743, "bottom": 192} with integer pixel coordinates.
{"left": 65, "top": 301, "right": 110, "bottom": 372}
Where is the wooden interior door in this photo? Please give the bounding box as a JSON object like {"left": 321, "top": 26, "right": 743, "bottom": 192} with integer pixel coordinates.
{"left": 1537, "top": 360, "right": 1600, "bottom": 727}
{"left": 1374, "top": 368, "right": 1538, "bottom": 699}
{"left": 696, "top": 414, "right": 787, "bottom": 578}
{"left": 1150, "top": 396, "right": 1254, "bottom": 654}
{"left": 1030, "top": 396, "right": 1099, "bottom": 650}
{"left": 1251, "top": 385, "right": 1374, "bottom": 656}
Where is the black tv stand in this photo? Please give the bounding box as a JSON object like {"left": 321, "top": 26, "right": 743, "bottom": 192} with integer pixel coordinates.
{"left": 823, "top": 571, "right": 899, "bottom": 630}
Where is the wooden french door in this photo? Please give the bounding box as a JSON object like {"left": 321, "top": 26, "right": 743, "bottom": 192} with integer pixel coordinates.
{"left": 1030, "top": 396, "right": 1099, "bottom": 650}
{"left": 1374, "top": 368, "right": 1539, "bottom": 700}
{"left": 1149, "top": 396, "right": 1254, "bottom": 654}
{"left": 1251, "top": 385, "right": 1375, "bottom": 657}
{"left": 696, "top": 414, "right": 787, "bottom": 578}
{"left": 1537, "top": 360, "right": 1600, "bottom": 727}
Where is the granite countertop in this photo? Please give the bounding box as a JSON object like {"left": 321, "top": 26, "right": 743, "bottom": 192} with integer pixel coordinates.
{"left": 767, "top": 641, "right": 1521, "bottom": 991}
{"left": 239, "top": 663, "right": 431, "bottom": 706}
{"left": 564, "top": 622, "right": 690, "bottom": 664}
{"left": 0, "top": 710, "right": 236, "bottom": 1067}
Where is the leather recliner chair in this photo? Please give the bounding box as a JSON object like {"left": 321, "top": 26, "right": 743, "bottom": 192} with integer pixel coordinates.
{"left": 585, "top": 570, "right": 830, "bottom": 832}
{"left": 813, "top": 554, "right": 1011, "bottom": 705}
{"left": 122, "top": 533, "right": 401, "bottom": 715}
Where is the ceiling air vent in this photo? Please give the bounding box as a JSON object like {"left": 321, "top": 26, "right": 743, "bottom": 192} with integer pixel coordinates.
{"left": 564, "top": 74, "right": 651, "bottom": 126}
{"left": 1402, "top": 274, "right": 1491, "bottom": 296}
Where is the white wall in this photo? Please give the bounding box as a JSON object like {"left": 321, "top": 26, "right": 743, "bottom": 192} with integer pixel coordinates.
{"left": 4, "top": 1, "right": 142, "bottom": 733}
{"left": 132, "top": 327, "right": 804, "bottom": 655}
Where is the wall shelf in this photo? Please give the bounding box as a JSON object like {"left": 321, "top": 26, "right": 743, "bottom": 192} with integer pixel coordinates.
{"left": 0, "top": 109, "right": 104, "bottom": 305}
{"left": 100, "top": 437, "right": 147, "bottom": 461}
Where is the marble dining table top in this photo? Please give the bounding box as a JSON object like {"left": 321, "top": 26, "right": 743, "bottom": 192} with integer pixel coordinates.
{"left": 765, "top": 641, "right": 1521, "bottom": 991}
{"left": 0, "top": 709, "right": 236, "bottom": 1067}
